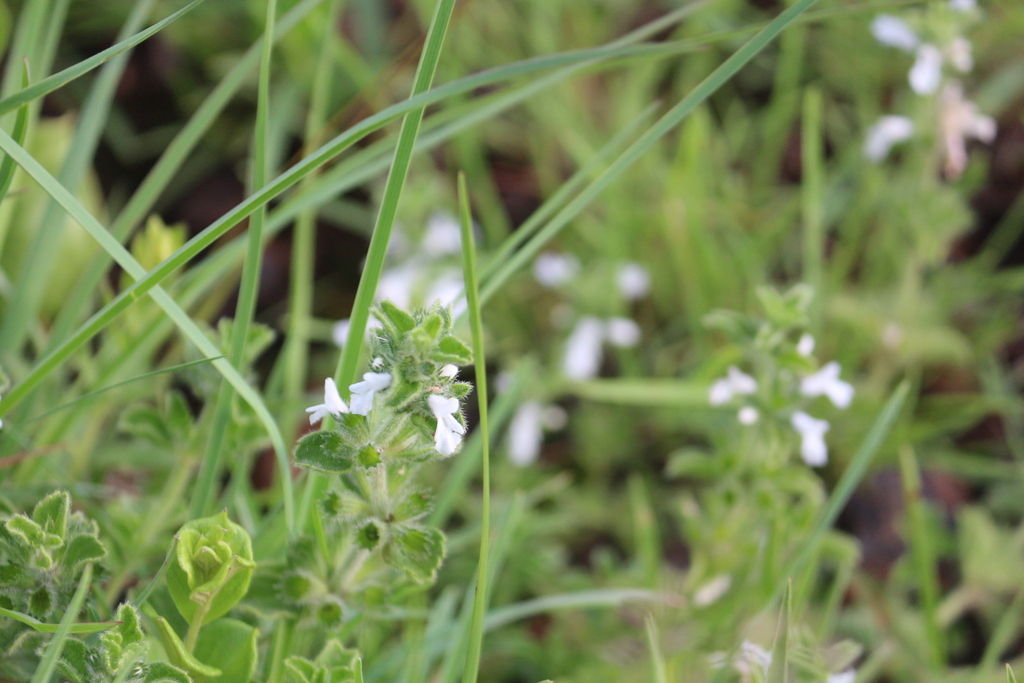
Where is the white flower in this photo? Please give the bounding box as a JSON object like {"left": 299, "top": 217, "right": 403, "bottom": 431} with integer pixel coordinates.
{"left": 738, "top": 406, "right": 760, "bottom": 425}
{"left": 864, "top": 116, "right": 915, "bottom": 162}
{"left": 739, "top": 641, "right": 772, "bottom": 675}
{"left": 508, "top": 401, "right": 544, "bottom": 466}
{"left": 940, "top": 81, "right": 996, "bottom": 179}
{"left": 563, "top": 317, "right": 606, "bottom": 380}
{"left": 910, "top": 43, "right": 943, "bottom": 94}
{"left": 378, "top": 264, "right": 418, "bottom": 310}
{"left": 332, "top": 317, "right": 381, "bottom": 348}
{"left": 306, "top": 378, "right": 349, "bottom": 424}
{"left": 797, "top": 333, "right": 816, "bottom": 357}
{"left": 791, "top": 411, "right": 830, "bottom": 467}
{"left": 605, "top": 317, "right": 641, "bottom": 348}
{"left": 871, "top": 15, "right": 919, "bottom": 52}
{"left": 422, "top": 211, "right": 462, "bottom": 257}
{"left": 440, "top": 364, "right": 459, "bottom": 379}
{"left": 801, "top": 361, "right": 855, "bottom": 409}
{"left": 533, "top": 252, "right": 579, "bottom": 287}
{"left": 348, "top": 372, "right": 392, "bottom": 416}
{"left": 693, "top": 575, "right": 732, "bottom": 606}
{"left": 827, "top": 670, "right": 857, "bottom": 683}
{"left": 371, "top": 356, "right": 385, "bottom": 370}
{"left": 947, "top": 36, "right": 973, "bottom": 73}
{"left": 617, "top": 262, "right": 651, "bottom": 300}
{"left": 708, "top": 366, "right": 758, "bottom": 406}
{"left": 428, "top": 394, "right": 466, "bottom": 455}
{"left": 949, "top": 0, "right": 976, "bottom": 11}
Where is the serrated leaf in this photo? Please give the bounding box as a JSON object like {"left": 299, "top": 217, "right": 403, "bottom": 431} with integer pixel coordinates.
{"left": 385, "top": 525, "right": 445, "bottom": 584}
{"left": 434, "top": 336, "right": 472, "bottom": 364}
{"left": 294, "top": 430, "right": 357, "bottom": 474}
{"left": 193, "top": 618, "right": 258, "bottom": 683}
{"left": 140, "top": 662, "right": 194, "bottom": 683}
{"left": 32, "top": 490, "right": 70, "bottom": 537}
{"left": 56, "top": 638, "right": 94, "bottom": 683}
{"left": 448, "top": 381, "right": 473, "bottom": 399}
{"left": 101, "top": 603, "right": 145, "bottom": 670}
{"left": 155, "top": 617, "right": 222, "bottom": 680}
{"left": 376, "top": 301, "right": 416, "bottom": 335}
{"left": 64, "top": 533, "right": 107, "bottom": 567}
{"left": 393, "top": 490, "right": 432, "bottom": 522}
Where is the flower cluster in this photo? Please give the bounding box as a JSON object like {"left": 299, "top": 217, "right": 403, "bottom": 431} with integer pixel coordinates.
{"left": 867, "top": 0, "right": 995, "bottom": 177}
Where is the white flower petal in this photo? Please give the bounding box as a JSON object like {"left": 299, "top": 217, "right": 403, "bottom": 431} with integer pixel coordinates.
{"left": 827, "top": 670, "right": 857, "bottom": 683}
{"left": 864, "top": 116, "right": 915, "bottom": 162}
{"left": 423, "top": 211, "right": 463, "bottom": 257}
{"left": 378, "top": 265, "right": 418, "bottom": 310}
{"left": 533, "top": 252, "right": 579, "bottom": 287}
{"left": 563, "top": 317, "right": 606, "bottom": 380}
{"left": 440, "top": 364, "right": 459, "bottom": 379}
{"left": 947, "top": 37, "right": 973, "bottom": 73}
{"left": 797, "top": 333, "right": 816, "bottom": 357}
{"left": 616, "top": 262, "right": 651, "bottom": 300}
{"left": 348, "top": 372, "right": 392, "bottom": 416}
{"left": 508, "top": 402, "right": 544, "bottom": 466}
{"left": 871, "top": 15, "right": 919, "bottom": 51}
{"left": 740, "top": 641, "right": 772, "bottom": 674}
{"left": 606, "top": 317, "right": 641, "bottom": 348}
{"left": 801, "top": 361, "right": 855, "bottom": 409}
{"left": 791, "top": 411, "right": 830, "bottom": 467}
{"left": 726, "top": 366, "right": 757, "bottom": 395}
{"left": 429, "top": 394, "right": 464, "bottom": 455}
{"left": 306, "top": 378, "right": 349, "bottom": 424}
{"left": 738, "top": 406, "right": 760, "bottom": 425}
{"left": 949, "top": 0, "right": 976, "bottom": 12}
{"left": 910, "top": 44, "right": 943, "bottom": 95}
{"left": 709, "top": 378, "right": 733, "bottom": 406}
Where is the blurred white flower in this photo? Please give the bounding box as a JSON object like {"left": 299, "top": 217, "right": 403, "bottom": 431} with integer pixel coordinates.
{"left": 801, "top": 361, "right": 855, "bottom": 409}
{"left": 563, "top": 317, "right": 607, "bottom": 380}
{"left": 910, "top": 43, "right": 943, "bottom": 94}
{"left": 870, "top": 15, "right": 919, "bottom": 51}
{"left": 693, "top": 574, "right": 732, "bottom": 606}
{"left": 332, "top": 317, "right": 382, "bottom": 348}
{"left": 371, "top": 356, "right": 385, "bottom": 370}
{"left": 738, "top": 641, "right": 772, "bottom": 676}
{"left": 378, "top": 264, "right": 418, "bottom": 310}
{"left": 949, "top": 0, "right": 976, "bottom": 11}
{"left": 864, "top": 116, "right": 915, "bottom": 162}
{"left": 306, "top": 378, "right": 349, "bottom": 424}
{"left": 738, "top": 406, "right": 760, "bottom": 425}
{"left": 349, "top": 372, "right": 392, "bottom": 415}
{"left": 440, "top": 364, "right": 459, "bottom": 379}
{"left": 422, "top": 211, "right": 462, "bottom": 257}
{"left": 508, "top": 401, "right": 544, "bottom": 466}
{"left": 941, "top": 81, "right": 996, "bottom": 179}
{"left": 827, "top": 670, "right": 857, "bottom": 683}
{"left": 791, "top": 411, "right": 830, "bottom": 467}
{"left": 428, "top": 394, "right": 465, "bottom": 455}
{"left": 709, "top": 366, "right": 758, "bottom": 406}
{"left": 617, "top": 262, "right": 651, "bottom": 300}
{"left": 947, "top": 36, "right": 973, "bottom": 73}
{"left": 606, "top": 317, "right": 641, "bottom": 348}
{"left": 797, "top": 333, "right": 816, "bottom": 357}
{"left": 533, "top": 252, "right": 579, "bottom": 287}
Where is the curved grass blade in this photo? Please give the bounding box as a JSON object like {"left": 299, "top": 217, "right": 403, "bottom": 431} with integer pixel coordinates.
{"left": 482, "top": 588, "right": 669, "bottom": 632}
{"left": 0, "top": 604, "right": 113, "bottom": 635}
{"left": 0, "top": 0, "right": 207, "bottom": 116}
{"left": 457, "top": 174, "right": 491, "bottom": 683}
{"left": 0, "top": 61, "right": 30, "bottom": 208}
{"left": 30, "top": 563, "right": 94, "bottom": 683}
{"left": 0, "top": 126, "right": 295, "bottom": 532}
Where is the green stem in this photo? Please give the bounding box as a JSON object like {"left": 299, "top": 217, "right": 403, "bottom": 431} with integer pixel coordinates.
{"left": 184, "top": 601, "right": 211, "bottom": 654}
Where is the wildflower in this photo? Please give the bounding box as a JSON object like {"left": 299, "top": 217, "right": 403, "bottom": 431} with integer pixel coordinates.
{"left": 378, "top": 264, "right": 418, "bottom": 310}
{"left": 617, "top": 262, "right": 651, "bottom": 300}
{"left": 864, "top": 116, "right": 914, "bottom": 162}
{"left": 940, "top": 81, "right": 996, "bottom": 179}
{"left": 348, "top": 372, "right": 392, "bottom": 416}
{"left": 563, "top": 317, "right": 606, "bottom": 380}
{"left": 693, "top": 574, "right": 731, "bottom": 607}
{"left": 797, "top": 333, "right": 816, "bottom": 357}
{"left": 827, "top": 671, "right": 857, "bottom": 683}
{"left": 801, "top": 362, "right": 854, "bottom": 409}
{"left": 605, "top": 317, "right": 641, "bottom": 348}
{"left": 428, "top": 394, "right": 466, "bottom": 455}
{"left": 870, "top": 15, "right": 919, "bottom": 52}
{"left": 422, "top": 211, "right": 462, "bottom": 257}
{"left": 738, "top": 406, "right": 760, "bottom": 425}
{"left": 371, "top": 357, "right": 385, "bottom": 370}
{"left": 738, "top": 641, "right": 772, "bottom": 676}
{"left": 439, "top": 364, "right": 459, "bottom": 379}
{"left": 909, "top": 43, "right": 943, "bottom": 94}
{"left": 533, "top": 252, "right": 579, "bottom": 287}
{"left": 306, "top": 378, "right": 349, "bottom": 424}
{"left": 708, "top": 366, "right": 758, "bottom": 406}
{"left": 508, "top": 401, "right": 544, "bottom": 466}
{"left": 947, "top": 36, "right": 973, "bottom": 73}
{"left": 791, "top": 411, "right": 830, "bottom": 467}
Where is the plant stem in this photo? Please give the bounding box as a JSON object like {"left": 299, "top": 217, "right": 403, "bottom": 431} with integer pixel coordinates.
{"left": 185, "top": 601, "right": 211, "bottom": 654}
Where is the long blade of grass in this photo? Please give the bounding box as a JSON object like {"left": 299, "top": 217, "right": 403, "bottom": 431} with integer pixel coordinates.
{"left": 0, "top": 0, "right": 207, "bottom": 116}
{"left": 190, "top": 0, "right": 279, "bottom": 522}
{"left": 0, "top": 604, "right": 112, "bottom": 635}
{"left": 0, "top": 126, "right": 294, "bottom": 531}
{"left": 29, "top": 563, "right": 94, "bottom": 683}
{"left": 0, "top": 62, "right": 30, "bottom": 211}
{"left": 767, "top": 581, "right": 792, "bottom": 683}
{"left": 482, "top": 588, "right": 669, "bottom": 631}
{"left": 645, "top": 615, "right": 669, "bottom": 683}
{"left": 766, "top": 380, "right": 911, "bottom": 609}
{"left": 332, "top": 0, "right": 457, "bottom": 389}
{"left": 476, "top": 0, "right": 827, "bottom": 306}
{"left": 0, "top": 0, "right": 158, "bottom": 356}
{"left": 47, "top": 0, "right": 326, "bottom": 347}
{"left": 457, "top": 173, "right": 491, "bottom": 683}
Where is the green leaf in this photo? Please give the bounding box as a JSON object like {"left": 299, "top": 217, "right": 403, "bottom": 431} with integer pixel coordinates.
{"left": 193, "top": 618, "right": 258, "bottom": 683}
{"left": 31, "top": 490, "right": 70, "bottom": 537}
{"left": 139, "top": 662, "right": 193, "bottom": 683}
{"left": 433, "top": 336, "right": 472, "bottom": 365}
{"left": 30, "top": 563, "right": 95, "bottom": 683}
{"left": 118, "top": 405, "right": 173, "bottom": 447}
{"left": 386, "top": 525, "right": 445, "bottom": 584}
{"left": 356, "top": 521, "right": 381, "bottom": 551}
{"left": 1009, "top": 665, "right": 1018, "bottom": 683}
{"left": 0, "top": 605, "right": 115, "bottom": 634}
{"left": 100, "top": 603, "right": 145, "bottom": 671}
{"left": 767, "top": 581, "right": 791, "bottom": 683}
{"left": 63, "top": 533, "right": 107, "bottom": 567}
{"left": 155, "top": 616, "right": 222, "bottom": 680}
{"left": 55, "top": 638, "right": 93, "bottom": 683}
{"left": 294, "top": 430, "right": 356, "bottom": 474}
{"left": 376, "top": 301, "right": 416, "bottom": 335}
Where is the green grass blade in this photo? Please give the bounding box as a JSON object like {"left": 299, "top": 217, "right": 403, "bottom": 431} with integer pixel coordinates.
{"left": 131, "top": 537, "right": 178, "bottom": 608}
{"left": 0, "top": 0, "right": 207, "bottom": 116}
{"left": 801, "top": 87, "right": 824, "bottom": 327}
{"left": 0, "top": 604, "right": 112, "bottom": 635}
{"left": 645, "top": 615, "right": 668, "bottom": 683}
{"left": 457, "top": 173, "right": 491, "bottom": 683}
{"left": 29, "top": 563, "right": 94, "bottom": 683}
{"left": 0, "top": 61, "right": 30, "bottom": 211}
{"left": 333, "top": 0, "right": 457, "bottom": 389}
{"left": 1009, "top": 665, "right": 1019, "bottom": 683}
{"left": 767, "top": 380, "right": 911, "bottom": 609}
{"left": 477, "top": 0, "right": 826, "bottom": 306}
{"left": 767, "top": 581, "right": 792, "bottom": 683}
{"left": 0, "top": 125, "right": 294, "bottom": 532}
{"left": 0, "top": 0, "right": 48, "bottom": 102}
{"left": 190, "top": 0, "right": 280, "bottom": 522}
{"left": 482, "top": 589, "right": 668, "bottom": 632}
{"left": 0, "top": 0, "right": 157, "bottom": 356}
